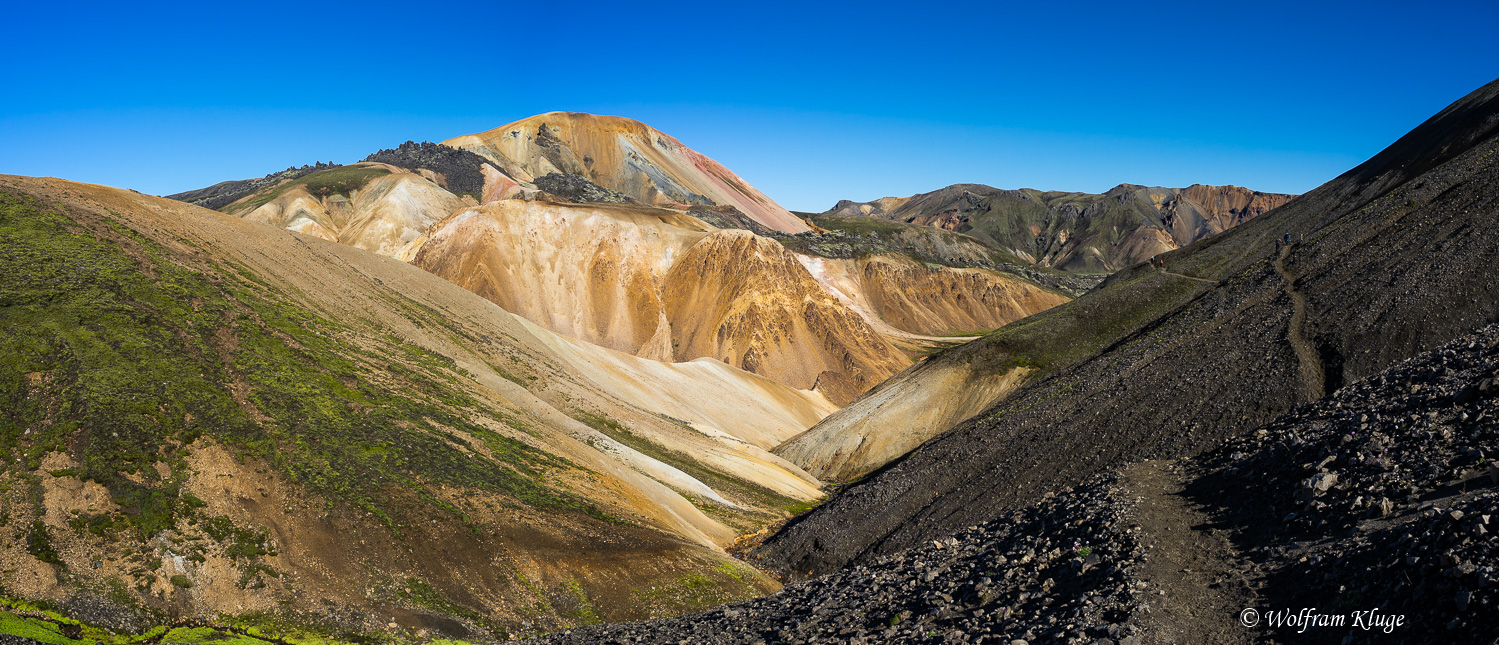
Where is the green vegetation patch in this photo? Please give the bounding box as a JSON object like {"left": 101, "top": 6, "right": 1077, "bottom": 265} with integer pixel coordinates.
{"left": 969, "top": 271, "right": 1208, "bottom": 373}
{"left": 0, "top": 610, "right": 92, "bottom": 645}
{"left": 0, "top": 191, "right": 609, "bottom": 548}
{"left": 229, "top": 165, "right": 390, "bottom": 214}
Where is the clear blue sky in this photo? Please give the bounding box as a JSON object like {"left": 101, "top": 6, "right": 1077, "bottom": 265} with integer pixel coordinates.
{"left": 3, "top": 1, "right": 1495, "bottom": 212}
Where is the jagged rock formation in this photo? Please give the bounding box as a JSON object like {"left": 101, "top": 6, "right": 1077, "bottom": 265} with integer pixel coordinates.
{"left": 361, "top": 140, "right": 506, "bottom": 200}
{"left": 759, "top": 77, "right": 1499, "bottom": 578}
{"left": 0, "top": 176, "right": 841, "bottom": 640}
{"left": 532, "top": 172, "right": 634, "bottom": 204}
{"left": 827, "top": 183, "right": 1295, "bottom": 272}
{"left": 406, "top": 200, "right": 909, "bottom": 405}
{"left": 443, "top": 112, "right": 811, "bottom": 233}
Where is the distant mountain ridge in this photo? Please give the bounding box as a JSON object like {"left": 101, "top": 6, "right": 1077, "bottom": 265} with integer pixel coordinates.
{"left": 826, "top": 182, "right": 1295, "bottom": 273}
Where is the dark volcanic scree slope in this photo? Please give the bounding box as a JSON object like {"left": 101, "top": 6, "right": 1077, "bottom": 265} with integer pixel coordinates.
{"left": 757, "top": 78, "right": 1499, "bottom": 577}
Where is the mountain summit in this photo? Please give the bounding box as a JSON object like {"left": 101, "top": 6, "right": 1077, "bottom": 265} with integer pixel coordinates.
{"left": 444, "top": 112, "right": 811, "bottom": 234}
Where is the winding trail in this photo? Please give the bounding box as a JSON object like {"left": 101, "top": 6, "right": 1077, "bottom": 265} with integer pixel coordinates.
{"left": 1124, "top": 459, "right": 1256, "bottom": 645}
{"left": 1272, "top": 244, "right": 1326, "bottom": 401}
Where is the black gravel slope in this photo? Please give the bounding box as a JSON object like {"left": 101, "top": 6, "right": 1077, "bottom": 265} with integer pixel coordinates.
{"left": 756, "top": 77, "right": 1499, "bottom": 579}
{"left": 520, "top": 325, "right": 1499, "bottom": 644}
{"left": 1188, "top": 325, "right": 1499, "bottom": 642}
{"left": 529, "top": 473, "right": 1149, "bottom": 645}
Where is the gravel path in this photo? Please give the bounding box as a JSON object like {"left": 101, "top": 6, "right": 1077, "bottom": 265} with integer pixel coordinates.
{"left": 1124, "top": 460, "right": 1254, "bottom": 644}
{"left": 1273, "top": 243, "right": 1326, "bottom": 401}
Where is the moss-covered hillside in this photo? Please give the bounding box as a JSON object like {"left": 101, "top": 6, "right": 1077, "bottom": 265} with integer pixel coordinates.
{"left": 0, "top": 180, "right": 781, "bottom": 643}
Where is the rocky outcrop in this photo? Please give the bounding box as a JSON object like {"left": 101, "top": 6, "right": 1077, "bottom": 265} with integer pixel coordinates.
{"left": 444, "top": 112, "right": 810, "bottom": 234}
{"left": 533, "top": 172, "right": 634, "bottom": 204}
{"left": 166, "top": 161, "right": 340, "bottom": 210}
{"left": 361, "top": 140, "right": 505, "bottom": 200}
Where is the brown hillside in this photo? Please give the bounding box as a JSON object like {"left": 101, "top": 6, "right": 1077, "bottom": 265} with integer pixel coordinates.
{"left": 0, "top": 175, "right": 837, "bottom": 639}
{"left": 410, "top": 201, "right": 908, "bottom": 406}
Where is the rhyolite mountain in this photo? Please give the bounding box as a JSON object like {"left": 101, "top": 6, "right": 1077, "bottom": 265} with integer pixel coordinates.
{"left": 442, "top": 112, "right": 811, "bottom": 234}
{"left": 825, "top": 183, "right": 1295, "bottom": 273}
{"left": 757, "top": 77, "right": 1499, "bottom": 579}
{"left": 166, "top": 116, "right": 1074, "bottom": 405}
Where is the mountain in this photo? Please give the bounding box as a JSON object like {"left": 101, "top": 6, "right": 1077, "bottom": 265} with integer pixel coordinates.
{"left": 162, "top": 119, "right": 1074, "bottom": 407}
{"left": 826, "top": 183, "right": 1295, "bottom": 273}
{"left": 0, "top": 175, "right": 844, "bottom": 640}
{"left": 757, "top": 77, "right": 1499, "bottom": 578}
{"left": 781, "top": 211, "right": 1103, "bottom": 297}
{"left": 443, "top": 112, "right": 811, "bottom": 234}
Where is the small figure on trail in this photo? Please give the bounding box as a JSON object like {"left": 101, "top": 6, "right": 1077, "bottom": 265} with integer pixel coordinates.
{"left": 1284, "top": 231, "right": 1292, "bottom": 244}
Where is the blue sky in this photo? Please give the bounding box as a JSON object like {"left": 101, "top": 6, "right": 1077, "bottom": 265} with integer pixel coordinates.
{"left": 2, "top": 1, "right": 1495, "bottom": 212}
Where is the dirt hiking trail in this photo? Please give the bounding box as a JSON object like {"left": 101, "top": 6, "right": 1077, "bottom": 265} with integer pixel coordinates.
{"left": 1124, "top": 459, "right": 1257, "bottom": 644}
{"left": 1273, "top": 243, "right": 1327, "bottom": 401}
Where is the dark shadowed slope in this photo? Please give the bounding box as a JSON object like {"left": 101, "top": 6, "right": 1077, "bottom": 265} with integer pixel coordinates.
{"left": 756, "top": 77, "right": 1499, "bottom": 578}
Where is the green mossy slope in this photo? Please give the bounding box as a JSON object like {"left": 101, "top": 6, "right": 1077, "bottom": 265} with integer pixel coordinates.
{"left": 0, "top": 191, "right": 604, "bottom": 542}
